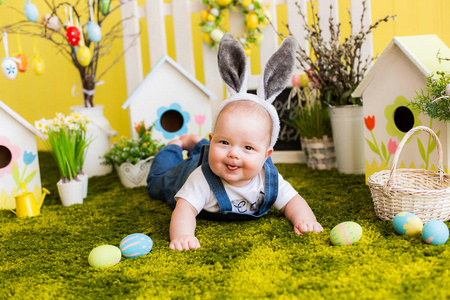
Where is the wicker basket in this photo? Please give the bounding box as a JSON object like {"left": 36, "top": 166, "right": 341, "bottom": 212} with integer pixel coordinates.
{"left": 300, "top": 135, "right": 336, "bottom": 170}
{"left": 367, "top": 126, "right": 450, "bottom": 222}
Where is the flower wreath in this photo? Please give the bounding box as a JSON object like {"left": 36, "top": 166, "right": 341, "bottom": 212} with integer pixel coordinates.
{"left": 200, "top": 0, "right": 271, "bottom": 55}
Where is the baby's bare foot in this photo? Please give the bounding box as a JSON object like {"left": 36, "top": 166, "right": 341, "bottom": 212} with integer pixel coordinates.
{"left": 179, "top": 134, "right": 202, "bottom": 151}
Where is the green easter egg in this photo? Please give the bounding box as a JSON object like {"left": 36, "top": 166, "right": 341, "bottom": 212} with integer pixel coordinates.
{"left": 99, "top": 0, "right": 111, "bottom": 15}
{"left": 88, "top": 245, "right": 121, "bottom": 268}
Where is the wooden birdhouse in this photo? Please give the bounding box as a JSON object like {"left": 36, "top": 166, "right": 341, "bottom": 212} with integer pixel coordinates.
{"left": 122, "top": 55, "right": 217, "bottom": 142}
{"left": 353, "top": 35, "right": 450, "bottom": 181}
{"left": 0, "top": 100, "right": 44, "bottom": 209}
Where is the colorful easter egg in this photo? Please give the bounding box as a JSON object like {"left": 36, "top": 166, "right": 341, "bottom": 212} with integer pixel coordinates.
{"left": 24, "top": 0, "right": 39, "bottom": 22}
{"left": 1, "top": 58, "right": 19, "bottom": 80}
{"left": 88, "top": 245, "right": 121, "bottom": 268}
{"left": 422, "top": 220, "right": 449, "bottom": 245}
{"left": 86, "top": 21, "right": 102, "bottom": 43}
{"left": 330, "top": 221, "right": 363, "bottom": 245}
{"left": 392, "top": 212, "right": 423, "bottom": 236}
{"left": 15, "top": 53, "right": 28, "bottom": 72}
{"left": 291, "top": 74, "right": 301, "bottom": 87}
{"left": 66, "top": 26, "right": 80, "bottom": 46}
{"left": 32, "top": 55, "right": 44, "bottom": 75}
{"left": 210, "top": 29, "right": 224, "bottom": 43}
{"left": 120, "top": 233, "right": 153, "bottom": 258}
{"left": 76, "top": 45, "right": 92, "bottom": 67}
{"left": 99, "top": 0, "right": 111, "bottom": 16}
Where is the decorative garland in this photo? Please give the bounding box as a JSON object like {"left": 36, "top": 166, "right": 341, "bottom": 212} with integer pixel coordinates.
{"left": 200, "top": 0, "right": 271, "bottom": 55}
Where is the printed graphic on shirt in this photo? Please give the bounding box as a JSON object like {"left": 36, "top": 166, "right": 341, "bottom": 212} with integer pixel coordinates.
{"left": 231, "top": 191, "right": 265, "bottom": 214}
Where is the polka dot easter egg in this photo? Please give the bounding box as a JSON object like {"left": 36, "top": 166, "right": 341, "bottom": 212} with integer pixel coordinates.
{"left": 330, "top": 221, "right": 363, "bottom": 245}
{"left": 88, "top": 245, "right": 121, "bottom": 268}
{"left": 120, "top": 233, "right": 153, "bottom": 258}
{"left": 392, "top": 212, "right": 423, "bottom": 236}
{"left": 422, "top": 220, "right": 449, "bottom": 245}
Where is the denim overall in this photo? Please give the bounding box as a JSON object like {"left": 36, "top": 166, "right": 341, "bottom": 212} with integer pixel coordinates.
{"left": 147, "top": 140, "right": 278, "bottom": 221}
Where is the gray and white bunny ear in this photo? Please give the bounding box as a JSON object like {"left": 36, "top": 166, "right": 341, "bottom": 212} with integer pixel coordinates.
{"left": 257, "top": 36, "right": 297, "bottom": 104}
{"left": 217, "top": 33, "right": 248, "bottom": 95}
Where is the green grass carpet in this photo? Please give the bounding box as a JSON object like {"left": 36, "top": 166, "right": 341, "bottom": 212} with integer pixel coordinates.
{"left": 1, "top": 152, "right": 450, "bottom": 299}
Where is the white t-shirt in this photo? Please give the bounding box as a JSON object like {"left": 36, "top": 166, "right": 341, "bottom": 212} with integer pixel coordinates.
{"left": 175, "top": 166, "right": 298, "bottom": 215}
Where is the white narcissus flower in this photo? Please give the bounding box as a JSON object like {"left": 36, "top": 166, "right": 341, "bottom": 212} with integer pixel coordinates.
{"left": 35, "top": 118, "right": 49, "bottom": 133}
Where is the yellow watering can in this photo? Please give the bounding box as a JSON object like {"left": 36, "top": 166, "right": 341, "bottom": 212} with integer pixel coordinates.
{"left": 11, "top": 182, "right": 50, "bottom": 218}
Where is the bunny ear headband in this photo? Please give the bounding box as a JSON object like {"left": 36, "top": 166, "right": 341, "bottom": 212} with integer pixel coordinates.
{"left": 214, "top": 33, "right": 297, "bottom": 149}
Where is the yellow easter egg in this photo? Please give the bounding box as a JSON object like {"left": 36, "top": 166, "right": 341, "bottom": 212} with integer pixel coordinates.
{"left": 246, "top": 13, "right": 259, "bottom": 30}
{"left": 32, "top": 55, "right": 45, "bottom": 75}
{"left": 201, "top": 10, "right": 209, "bottom": 22}
{"left": 77, "top": 46, "right": 92, "bottom": 67}
{"left": 216, "top": 0, "right": 232, "bottom": 6}
{"left": 202, "top": 32, "right": 213, "bottom": 44}
{"left": 244, "top": 48, "right": 252, "bottom": 56}
{"left": 206, "top": 13, "right": 216, "bottom": 22}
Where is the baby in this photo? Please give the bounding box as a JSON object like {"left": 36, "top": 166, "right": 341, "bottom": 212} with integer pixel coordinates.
{"left": 147, "top": 33, "right": 323, "bottom": 251}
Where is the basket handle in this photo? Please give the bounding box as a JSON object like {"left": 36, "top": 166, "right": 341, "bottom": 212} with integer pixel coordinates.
{"left": 385, "top": 126, "right": 444, "bottom": 190}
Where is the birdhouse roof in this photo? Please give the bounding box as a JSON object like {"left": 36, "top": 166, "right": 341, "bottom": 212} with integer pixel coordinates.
{"left": 0, "top": 100, "right": 45, "bottom": 140}
{"left": 353, "top": 34, "right": 450, "bottom": 97}
{"left": 122, "top": 55, "right": 217, "bottom": 109}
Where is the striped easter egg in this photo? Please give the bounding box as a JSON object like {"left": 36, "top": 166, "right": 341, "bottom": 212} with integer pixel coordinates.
{"left": 120, "top": 233, "right": 153, "bottom": 258}
{"left": 330, "top": 221, "right": 363, "bottom": 245}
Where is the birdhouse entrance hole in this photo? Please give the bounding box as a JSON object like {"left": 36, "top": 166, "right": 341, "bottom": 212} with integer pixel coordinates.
{"left": 0, "top": 145, "right": 12, "bottom": 169}
{"left": 160, "top": 109, "right": 184, "bottom": 133}
{"left": 394, "top": 106, "right": 414, "bottom": 133}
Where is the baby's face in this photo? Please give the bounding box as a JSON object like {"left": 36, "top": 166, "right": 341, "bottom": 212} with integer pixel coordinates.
{"left": 208, "top": 108, "right": 273, "bottom": 187}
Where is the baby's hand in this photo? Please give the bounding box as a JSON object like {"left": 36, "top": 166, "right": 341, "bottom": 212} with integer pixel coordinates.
{"left": 293, "top": 220, "right": 324, "bottom": 235}
{"left": 169, "top": 235, "right": 201, "bottom": 251}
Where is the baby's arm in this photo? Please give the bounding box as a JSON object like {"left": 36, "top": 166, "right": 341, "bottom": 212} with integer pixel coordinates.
{"left": 169, "top": 198, "right": 201, "bottom": 251}
{"left": 280, "top": 194, "right": 324, "bottom": 234}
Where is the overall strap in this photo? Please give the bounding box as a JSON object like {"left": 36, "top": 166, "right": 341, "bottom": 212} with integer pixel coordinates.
{"left": 259, "top": 156, "right": 278, "bottom": 214}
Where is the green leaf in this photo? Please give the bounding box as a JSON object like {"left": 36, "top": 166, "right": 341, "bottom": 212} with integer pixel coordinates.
{"left": 417, "top": 138, "right": 426, "bottom": 162}
{"left": 23, "top": 170, "right": 37, "bottom": 185}
{"left": 12, "top": 162, "right": 20, "bottom": 187}
{"left": 366, "top": 138, "right": 379, "bottom": 155}
{"left": 381, "top": 141, "right": 387, "bottom": 160}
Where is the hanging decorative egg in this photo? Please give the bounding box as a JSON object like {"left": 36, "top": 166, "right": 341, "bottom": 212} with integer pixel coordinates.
{"left": 24, "top": 0, "right": 39, "bottom": 22}
{"left": 15, "top": 53, "right": 28, "bottom": 72}
{"left": 99, "top": 0, "right": 111, "bottom": 16}
{"left": 66, "top": 26, "right": 81, "bottom": 46}
{"left": 32, "top": 55, "right": 45, "bottom": 75}
{"left": 86, "top": 21, "right": 102, "bottom": 43}
{"left": 76, "top": 45, "right": 92, "bottom": 67}
{"left": 43, "top": 14, "right": 61, "bottom": 31}
{"left": 1, "top": 58, "right": 19, "bottom": 80}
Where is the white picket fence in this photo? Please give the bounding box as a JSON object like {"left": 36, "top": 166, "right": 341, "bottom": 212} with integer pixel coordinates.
{"left": 119, "top": 0, "right": 373, "bottom": 161}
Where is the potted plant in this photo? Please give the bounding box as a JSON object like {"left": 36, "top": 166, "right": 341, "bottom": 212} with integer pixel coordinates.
{"left": 102, "top": 121, "right": 165, "bottom": 188}
{"left": 289, "top": 0, "right": 395, "bottom": 173}
{"left": 35, "top": 112, "right": 91, "bottom": 206}
{"left": 0, "top": 0, "right": 135, "bottom": 177}
{"left": 284, "top": 73, "right": 335, "bottom": 170}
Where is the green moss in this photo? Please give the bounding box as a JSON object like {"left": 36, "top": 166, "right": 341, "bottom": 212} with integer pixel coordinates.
{"left": 0, "top": 153, "right": 449, "bottom": 299}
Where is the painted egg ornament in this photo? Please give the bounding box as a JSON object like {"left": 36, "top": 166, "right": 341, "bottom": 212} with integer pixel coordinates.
{"left": 246, "top": 13, "right": 259, "bottom": 30}
{"left": 76, "top": 45, "right": 92, "bottom": 67}
{"left": 86, "top": 21, "right": 102, "bottom": 43}
{"left": 392, "top": 212, "right": 423, "bottom": 236}
{"left": 120, "top": 233, "right": 153, "bottom": 258}
{"left": 291, "top": 74, "right": 301, "bottom": 87}
{"left": 210, "top": 29, "right": 224, "bottom": 43}
{"left": 24, "top": 0, "right": 39, "bottom": 22}
{"left": 330, "top": 221, "right": 363, "bottom": 245}
{"left": 43, "top": 14, "right": 61, "bottom": 31}
{"left": 15, "top": 53, "right": 28, "bottom": 72}
{"left": 99, "top": 0, "right": 111, "bottom": 16}
{"left": 88, "top": 245, "right": 121, "bottom": 268}
{"left": 66, "top": 26, "right": 81, "bottom": 46}
{"left": 299, "top": 74, "right": 310, "bottom": 87}
{"left": 1, "top": 58, "right": 19, "bottom": 80}
{"left": 32, "top": 55, "right": 44, "bottom": 75}
{"left": 422, "top": 220, "right": 449, "bottom": 245}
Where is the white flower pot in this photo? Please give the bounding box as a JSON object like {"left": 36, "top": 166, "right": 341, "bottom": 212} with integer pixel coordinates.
{"left": 328, "top": 105, "right": 365, "bottom": 174}
{"left": 78, "top": 173, "right": 88, "bottom": 198}
{"left": 70, "top": 105, "right": 117, "bottom": 178}
{"left": 114, "top": 157, "right": 154, "bottom": 188}
{"left": 57, "top": 179, "right": 84, "bottom": 207}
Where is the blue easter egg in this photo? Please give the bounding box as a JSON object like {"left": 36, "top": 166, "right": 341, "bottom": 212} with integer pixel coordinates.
{"left": 422, "top": 220, "right": 449, "bottom": 245}
{"left": 330, "top": 221, "right": 363, "bottom": 245}
{"left": 86, "top": 22, "right": 102, "bottom": 43}
{"left": 392, "top": 212, "right": 423, "bottom": 236}
{"left": 120, "top": 233, "right": 153, "bottom": 258}
{"left": 24, "top": 2, "right": 39, "bottom": 22}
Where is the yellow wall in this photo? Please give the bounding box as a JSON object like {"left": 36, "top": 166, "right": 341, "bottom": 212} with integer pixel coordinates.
{"left": 0, "top": 0, "right": 449, "bottom": 150}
